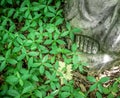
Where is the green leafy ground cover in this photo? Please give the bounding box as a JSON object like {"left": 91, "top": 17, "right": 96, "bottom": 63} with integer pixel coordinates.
{"left": 0, "top": 0, "right": 120, "bottom": 98}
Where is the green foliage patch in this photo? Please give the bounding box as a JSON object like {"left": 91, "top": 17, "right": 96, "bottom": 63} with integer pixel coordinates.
{"left": 0, "top": 0, "right": 84, "bottom": 98}
{"left": 0, "top": 0, "right": 120, "bottom": 98}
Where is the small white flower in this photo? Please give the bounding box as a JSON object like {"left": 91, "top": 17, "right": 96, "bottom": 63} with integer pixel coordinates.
{"left": 57, "top": 61, "right": 72, "bottom": 84}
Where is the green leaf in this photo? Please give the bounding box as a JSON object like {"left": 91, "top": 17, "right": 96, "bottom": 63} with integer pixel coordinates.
{"left": 6, "top": 75, "right": 18, "bottom": 85}
{"left": 54, "top": 32, "right": 59, "bottom": 40}
{"left": 62, "top": 55, "right": 71, "bottom": 63}
{"left": 7, "top": 59, "right": 17, "bottom": 65}
{"left": 55, "top": 1, "right": 61, "bottom": 8}
{"left": 39, "top": 5, "right": 45, "bottom": 9}
{"left": 32, "top": 63, "right": 40, "bottom": 67}
{"left": 5, "top": 49, "right": 11, "bottom": 59}
{"left": 22, "top": 47, "right": 26, "bottom": 54}
{"left": 13, "top": 47, "right": 21, "bottom": 53}
{"left": 28, "top": 13, "right": 32, "bottom": 19}
{"left": 22, "top": 85, "right": 34, "bottom": 94}
{"left": 46, "top": 24, "right": 55, "bottom": 33}
{"left": 55, "top": 18, "right": 64, "bottom": 26}
{"left": 75, "top": 91, "right": 86, "bottom": 98}
{"left": 102, "top": 87, "right": 110, "bottom": 94}
{"left": 79, "top": 65, "right": 84, "bottom": 72}
{"left": 31, "top": 44, "right": 37, "bottom": 50}
{"left": 8, "top": 42, "right": 13, "bottom": 48}
{"left": 28, "top": 52, "right": 39, "bottom": 56}
{"left": 32, "top": 75, "right": 39, "bottom": 81}
{"left": 50, "top": 82, "right": 56, "bottom": 90}
{"left": 44, "top": 39, "right": 53, "bottom": 45}
{"left": 51, "top": 90, "right": 59, "bottom": 96}
{"left": 0, "top": 61, "right": 6, "bottom": 72}
{"left": 45, "top": 12, "right": 55, "bottom": 17}
{"left": 0, "top": 25, "right": 4, "bottom": 30}
{"left": 25, "top": 10, "right": 30, "bottom": 18}
{"left": 35, "top": 90, "right": 42, "bottom": 98}
{"left": 87, "top": 76, "right": 96, "bottom": 83}
{"left": 28, "top": 57, "right": 33, "bottom": 68}
{"left": 50, "top": 49, "right": 58, "bottom": 54}
{"left": 3, "top": 32, "right": 8, "bottom": 41}
{"left": 61, "top": 49, "right": 70, "bottom": 54}
{"left": 0, "top": 0, "right": 5, "bottom": 5}
{"left": 72, "top": 44, "right": 77, "bottom": 52}
{"left": 2, "top": 19, "right": 7, "bottom": 26}
{"left": 39, "top": 65, "right": 44, "bottom": 75}
{"left": 19, "top": 79, "right": 24, "bottom": 86}
{"left": 19, "top": 16, "right": 23, "bottom": 22}
{"left": 66, "top": 22, "right": 71, "bottom": 31}
{"left": 31, "top": 6, "right": 40, "bottom": 11}
{"left": 28, "top": 30, "right": 35, "bottom": 40}
{"left": 98, "top": 84, "right": 103, "bottom": 93}
{"left": 7, "top": 0, "right": 13, "bottom": 4}
{"left": 21, "top": 26, "right": 29, "bottom": 32}
{"left": 73, "top": 55, "right": 79, "bottom": 65}
{"left": 57, "top": 40, "right": 65, "bottom": 45}
{"left": 42, "top": 55, "right": 48, "bottom": 63}
{"left": 51, "top": 56, "right": 55, "bottom": 64}
{"left": 112, "top": 82, "right": 119, "bottom": 93}
{"left": 61, "top": 92, "right": 70, "bottom": 98}
{"left": 117, "top": 96, "right": 120, "bottom": 98}
{"left": 96, "top": 92, "right": 102, "bottom": 98}
{"left": 61, "top": 86, "right": 70, "bottom": 92}
{"left": 72, "top": 28, "right": 81, "bottom": 33}
{"left": 24, "top": 40, "right": 33, "bottom": 46}
{"left": 22, "top": 74, "right": 31, "bottom": 80}
{"left": 0, "top": 56, "right": 5, "bottom": 61}
{"left": 44, "top": 6, "right": 48, "bottom": 13}
{"left": 45, "top": 71, "right": 51, "bottom": 79}
{"left": 7, "top": 89, "right": 20, "bottom": 97}
{"left": 99, "top": 77, "right": 110, "bottom": 83}
{"left": 107, "top": 93, "right": 114, "bottom": 98}
{"left": 61, "top": 31, "right": 69, "bottom": 37}
{"left": 16, "top": 71, "right": 21, "bottom": 78}
{"left": 13, "top": 10, "right": 19, "bottom": 19}
{"left": 70, "top": 31, "right": 74, "bottom": 41}
{"left": 47, "top": 0, "right": 53, "bottom": 4}
{"left": 32, "top": 13, "right": 40, "bottom": 20}
{"left": 9, "top": 24, "right": 16, "bottom": 32}
{"left": 44, "top": 63, "right": 52, "bottom": 68}
{"left": 45, "top": 96, "right": 53, "bottom": 98}
{"left": 89, "top": 83, "right": 98, "bottom": 92}
{"left": 8, "top": 8, "right": 15, "bottom": 17}
{"left": 19, "top": 7, "right": 27, "bottom": 12}
{"left": 17, "top": 54, "right": 26, "bottom": 61}
{"left": 41, "top": 48, "right": 49, "bottom": 53}
{"left": 17, "top": 37, "right": 23, "bottom": 45}
{"left": 30, "top": 21, "right": 37, "bottom": 27}
{"left": 48, "top": 6, "right": 56, "bottom": 13}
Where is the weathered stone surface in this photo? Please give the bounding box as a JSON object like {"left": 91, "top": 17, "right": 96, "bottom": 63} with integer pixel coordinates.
{"left": 64, "top": 0, "right": 120, "bottom": 71}
{"left": 64, "top": 0, "right": 120, "bottom": 53}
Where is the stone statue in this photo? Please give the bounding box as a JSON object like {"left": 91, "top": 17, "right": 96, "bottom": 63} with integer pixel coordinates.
{"left": 64, "top": 0, "right": 120, "bottom": 71}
